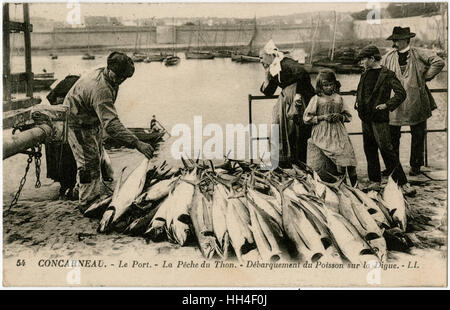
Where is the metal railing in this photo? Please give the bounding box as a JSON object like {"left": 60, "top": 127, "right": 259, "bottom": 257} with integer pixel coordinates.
{"left": 248, "top": 88, "right": 448, "bottom": 166}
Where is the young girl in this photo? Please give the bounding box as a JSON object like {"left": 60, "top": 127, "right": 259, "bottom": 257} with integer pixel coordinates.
{"left": 303, "top": 70, "right": 357, "bottom": 185}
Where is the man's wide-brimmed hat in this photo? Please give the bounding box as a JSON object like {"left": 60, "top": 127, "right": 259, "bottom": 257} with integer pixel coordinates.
{"left": 387, "top": 26, "right": 416, "bottom": 40}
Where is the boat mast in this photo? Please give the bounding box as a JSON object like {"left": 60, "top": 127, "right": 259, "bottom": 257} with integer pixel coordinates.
{"left": 197, "top": 21, "right": 200, "bottom": 52}
{"left": 213, "top": 26, "right": 218, "bottom": 50}
{"left": 87, "top": 29, "right": 90, "bottom": 54}
{"left": 330, "top": 11, "right": 337, "bottom": 61}
{"left": 172, "top": 17, "right": 176, "bottom": 56}
{"left": 247, "top": 15, "right": 257, "bottom": 55}
{"left": 222, "top": 22, "right": 227, "bottom": 49}
{"left": 134, "top": 20, "right": 140, "bottom": 54}
{"left": 147, "top": 17, "right": 154, "bottom": 56}
{"left": 309, "top": 14, "right": 320, "bottom": 64}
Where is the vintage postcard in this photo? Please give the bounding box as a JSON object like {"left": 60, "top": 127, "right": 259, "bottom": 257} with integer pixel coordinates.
{"left": 1, "top": 1, "right": 448, "bottom": 287}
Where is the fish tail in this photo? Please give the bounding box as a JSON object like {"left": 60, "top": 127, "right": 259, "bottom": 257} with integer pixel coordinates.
{"left": 98, "top": 209, "right": 115, "bottom": 233}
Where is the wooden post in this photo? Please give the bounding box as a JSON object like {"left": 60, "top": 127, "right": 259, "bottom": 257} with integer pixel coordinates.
{"left": 23, "top": 3, "right": 33, "bottom": 97}
{"left": 248, "top": 94, "right": 253, "bottom": 163}
{"left": 3, "top": 3, "right": 11, "bottom": 102}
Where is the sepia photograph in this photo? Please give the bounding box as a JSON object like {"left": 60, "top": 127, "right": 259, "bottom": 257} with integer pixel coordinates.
{"left": 1, "top": 1, "right": 448, "bottom": 287}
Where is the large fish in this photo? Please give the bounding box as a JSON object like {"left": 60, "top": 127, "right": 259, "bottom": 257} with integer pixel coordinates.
{"left": 349, "top": 187, "right": 391, "bottom": 229}
{"left": 226, "top": 195, "right": 259, "bottom": 262}
{"left": 144, "top": 195, "right": 171, "bottom": 242}
{"left": 310, "top": 173, "right": 342, "bottom": 213}
{"left": 166, "top": 170, "right": 196, "bottom": 246}
{"left": 268, "top": 183, "right": 283, "bottom": 206}
{"left": 337, "top": 187, "right": 381, "bottom": 237}
{"left": 282, "top": 199, "right": 326, "bottom": 262}
{"left": 211, "top": 183, "right": 231, "bottom": 258}
{"left": 324, "top": 209, "right": 380, "bottom": 264}
{"left": 99, "top": 159, "right": 150, "bottom": 232}
{"left": 125, "top": 204, "right": 161, "bottom": 236}
{"left": 291, "top": 179, "right": 310, "bottom": 195}
{"left": 84, "top": 195, "right": 112, "bottom": 218}
{"left": 283, "top": 187, "right": 333, "bottom": 249}
{"left": 247, "top": 201, "right": 284, "bottom": 262}
{"left": 338, "top": 186, "right": 387, "bottom": 261}
{"left": 311, "top": 171, "right": 326, "bottom": 197}
{"left": 382, "top": 176, "right": 407, "bottom": 231}
{"left": 247, "top": 189, "right": 282, "bottom": 227}
{"left": 189, "top": 187, "right": 219, "bottom": 259}
{"left": 144, "top": 177, "right": 177, "bottom": 202}
{"left": 293, "top": 196, "right": 343, "bottom": 264}
{"left": 134, "top": 177, "right": 177, "bottom": 206}
{"left": 374, "top": 193, "right": 395, "bottom": 227}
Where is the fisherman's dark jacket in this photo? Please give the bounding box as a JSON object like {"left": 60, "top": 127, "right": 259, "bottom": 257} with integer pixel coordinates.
{"left": 260, "top": 57, "right": 316, "bottom": 105}
{"left": 63, "top": 67, "right": 139, "bottom": 148}
{"left": 355, "top": 66, "right": 406, "bottom": 123}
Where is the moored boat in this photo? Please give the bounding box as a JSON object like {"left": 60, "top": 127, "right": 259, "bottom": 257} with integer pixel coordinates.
{"left": 163, "top": 55, "right": 181, "bottom": 66}
{"left": 231, "top": 52, "right": 243, "bottom": 62}
{"left": 144, "top": 53, "right": 168, "bottom": 63}
{"left": 131, "top": 52, "right": 146, "bottom": 63}
{"left": 82, "top": 53, "right": 95, "bottom": 60}
{"left": 212, "top": 50, "right": 232, "bottom": 58}
{"left": 240, "top": 55, "right": 260, "bottom": 63}
{"left": 185, "top": 51, "right": 215, "bottom": 59}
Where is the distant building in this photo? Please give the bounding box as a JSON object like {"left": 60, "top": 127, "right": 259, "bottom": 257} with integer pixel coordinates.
{"left": 84, "top": 16, "right": 122, "bottom": 27}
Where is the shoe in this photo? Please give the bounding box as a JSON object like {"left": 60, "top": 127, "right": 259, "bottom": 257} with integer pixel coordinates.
{"left": 409, "top": 166, "right": 421, "bottom": 176}
{"left": 365, "top": 181, "right": 382, "bottom": 192}
{"left": 401, "top": 183, "right": 416, "bottom": 197}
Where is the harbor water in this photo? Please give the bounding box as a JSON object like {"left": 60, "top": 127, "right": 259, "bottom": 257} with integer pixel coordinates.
{"left": 10, "top": 52, "right": 448, "bottom": 169}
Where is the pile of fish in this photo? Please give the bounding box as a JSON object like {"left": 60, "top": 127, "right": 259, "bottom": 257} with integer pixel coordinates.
{"left": 85, "top": 157, "right": 413, "bottom": 263}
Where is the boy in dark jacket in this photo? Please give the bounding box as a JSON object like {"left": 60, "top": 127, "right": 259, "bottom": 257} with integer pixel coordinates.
{"left": 355, "top": 45, "right": 415, "bottom": 196}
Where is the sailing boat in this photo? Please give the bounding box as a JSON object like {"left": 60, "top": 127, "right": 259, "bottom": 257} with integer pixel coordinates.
{"left": 232, "top": 17, "right": 260, "bottom": 63}
{"left": 185, "top": 22, "right": 215, "bottom": 59}
{"left": 131, "top": 26, "right": 146, "bottom": 62}
{"left": 82, "top": 29, "right": 95, "bottom": 60}
{"left": 212, "top": 25, "right": 231, "bottom": 58}
{"left": 144, "top": 21, "right": 168, "bottom": 63}
{"left": 309, "top": 12, "right": 362, "bottom": 74}
{"left": 163, "top": 19, "right": 180, "bottom": 66}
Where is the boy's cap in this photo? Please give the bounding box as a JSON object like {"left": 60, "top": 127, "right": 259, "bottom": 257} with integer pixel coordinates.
{"left": 356, "top": 45, "right": 381, "bottom": 61}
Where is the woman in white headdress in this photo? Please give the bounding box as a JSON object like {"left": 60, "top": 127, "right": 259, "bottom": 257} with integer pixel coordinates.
{"left": 259, "top": 40, "right": 315, "bottom": 167}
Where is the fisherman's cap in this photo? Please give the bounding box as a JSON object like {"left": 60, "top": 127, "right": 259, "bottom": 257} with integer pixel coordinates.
{"left": 107, "top": 51, "right": 135, "bottom": 79}
{"left": 356, "top": 45, "right": 381, "bottom": 61}
{"left": 387, "top": 26, "right": 416, "bottom": 41}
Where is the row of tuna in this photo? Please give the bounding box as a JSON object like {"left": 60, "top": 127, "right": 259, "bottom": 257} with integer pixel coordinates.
{"left": 85, "top": 157, "right": 411, "bottom": 264}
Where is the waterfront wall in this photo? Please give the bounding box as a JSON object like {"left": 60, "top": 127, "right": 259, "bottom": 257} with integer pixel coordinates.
{"left": 9, "top": 23, "right": 350, "bottom": 52}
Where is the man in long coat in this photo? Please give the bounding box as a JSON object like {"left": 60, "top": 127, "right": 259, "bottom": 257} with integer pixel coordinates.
{"left": 382, "top": 26, "right": 445, "bottom": 176}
